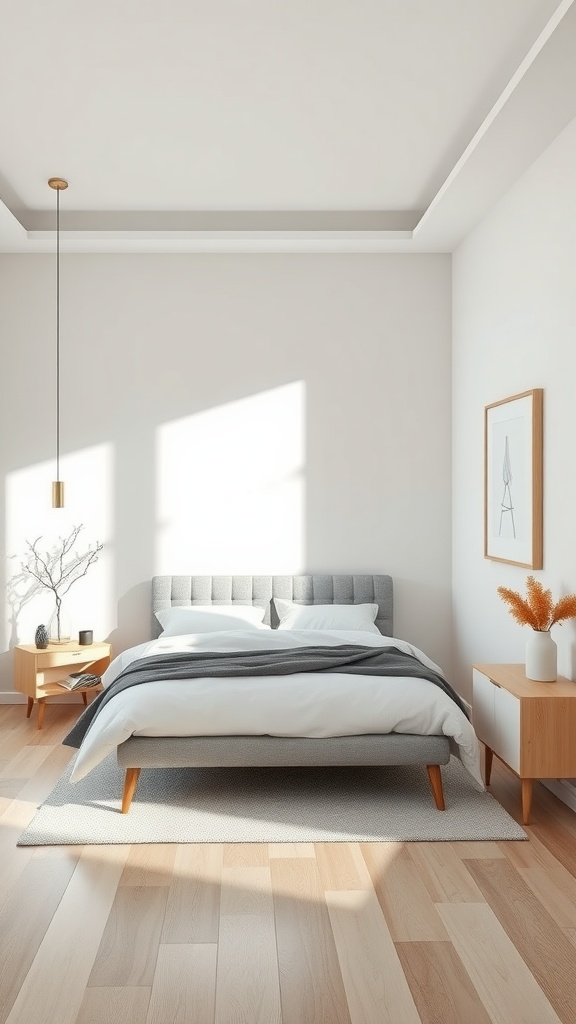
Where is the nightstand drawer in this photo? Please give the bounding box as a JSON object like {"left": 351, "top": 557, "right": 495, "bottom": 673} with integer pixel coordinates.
{"left": 36, "top": 649, "right": 87, "bottom": 668}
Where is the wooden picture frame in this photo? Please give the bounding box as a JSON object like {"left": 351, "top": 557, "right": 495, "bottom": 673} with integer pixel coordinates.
{"left": 484, "top": 389, "right": 543, "bottom": 568}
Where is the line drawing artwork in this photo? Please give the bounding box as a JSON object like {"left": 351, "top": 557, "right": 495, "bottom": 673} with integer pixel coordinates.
{"left": 498, "top": 435, "right": 516, "bottom": 538}
{"left": 485, "top": 389, "right": 542, "bottom": 568}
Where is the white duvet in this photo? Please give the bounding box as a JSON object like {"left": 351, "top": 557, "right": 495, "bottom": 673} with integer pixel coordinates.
{"left": 70, "top": 629, "right": 482, "bottom": 785}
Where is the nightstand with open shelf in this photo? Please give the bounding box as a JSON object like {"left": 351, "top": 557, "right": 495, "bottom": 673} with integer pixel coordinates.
{"left": 14, "top": 641, "right": 112, "bottom": 729}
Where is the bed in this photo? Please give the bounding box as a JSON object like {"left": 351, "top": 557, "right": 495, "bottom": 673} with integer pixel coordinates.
{"left": 64, "top": 574, "right": 481, "bottom": 813}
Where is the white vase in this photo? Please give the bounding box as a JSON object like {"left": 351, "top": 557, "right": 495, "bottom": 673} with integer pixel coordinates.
{"left": 525, "top": 629, "right": 557, "bottom": 682}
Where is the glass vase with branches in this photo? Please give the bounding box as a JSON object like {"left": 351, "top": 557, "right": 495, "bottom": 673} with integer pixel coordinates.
{"left": 18, "top": 525, "right": 103, "bottom": 643}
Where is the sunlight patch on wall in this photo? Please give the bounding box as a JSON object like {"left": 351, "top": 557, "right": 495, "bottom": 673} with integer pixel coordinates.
{"left": 156, "top": 382, "right": 306, "bottom": 574}
{"left": 5, "top": 445, "right": 114, "bottom": 648}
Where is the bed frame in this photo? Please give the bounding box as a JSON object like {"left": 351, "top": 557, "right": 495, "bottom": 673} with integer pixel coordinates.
{"left": 116, "top": 574, "right": 450, "bottom": 813}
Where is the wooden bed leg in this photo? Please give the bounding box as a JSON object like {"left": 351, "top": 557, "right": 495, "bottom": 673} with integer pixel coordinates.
{"left": 121, "top": 767, "right": 141, "bottom": 814}
{"left": 426, "top": 764, "right": 446, "bottom": 811}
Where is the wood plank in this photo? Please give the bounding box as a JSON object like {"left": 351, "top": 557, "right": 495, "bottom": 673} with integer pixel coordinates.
{"left": 223, "top": 842, "right": 268, "bottom": 866}
{"left": 446, "top": 840, "right": 507, "bottom": 859}
{"left": 348, "top": 842, "right": 376, "bottom": 887}
{"left": 0, "top": 721, "right": 42, "bottom": 768}
{"left": 7, "top": 742, "right": 76, "bottom": 807}
{"left": 0, "top": 744, "right": 55, "bottom": 781}
{"left": 499, "top": 833, "right": 550, "bottom": 869}
{"left": 504, "top": 817, "right": 576, "bottom": 874}
{"left": 215, "top": 867, "right": 281, "bottom": 1024}
{"left": 465, "top": 857, "right": 576, "bottom": 1023}
{"left": 0, "top": 777, "right": 29, "bottom": 800}
{"left": 326, "top": 889, "right": 420, "bottom": 1024}
{"left": 120, "top": 845, "right": 177, "bottom": 887}
{"left": 161, "top": 844, "right": 222, "bottom": 943}
{"left": 26, "top": 705, "right": 81, "bottom": 745}
{"left": 75, "top": 987, "right": 151, "bottom": 1024}
{"left": 4, "top": 845, "right": 130, "bottom": 1024}
{"left": 314, "top": 842, "right": 372, "bottom": 891}
{"left": 89, "top": 886, "right": 168, "bottom": 987}
{"left": 489, "top": 761, "right": 576, "bottom": 877}
{"left": 528, "top": 816, "right": 576, "bottom": 879}
{"left": 271, "top": 857, "right": 351, "bottom": 1024}
{"left": 0, "top": 745, "right": 78, "bottom": 914}
{"left": 0, "top": 849, "right": 80, "bottom": 1024}
{"left": 395, "top": 941, "right": 492, "bottom": 1024}
{"left": 513, "top": 863, "right": 576, "bottom": 930}
{"left": 437, "top": 903, "right": 562, "bottom": 1024}
{"left": 407, "top": 843, "right": 485, "bottom": 903}
{"left": 361, "top": 845, "right": 448, "bottom": 941}
{"left": 146, "top": 945, "right": 217, "bottom": 1024}
{"left": 0, "top": 706, "right": 25, "bottom": 727}
{"left": 0, "top": 834, "right": 34, "bottom": 917}
{"left": 216, "top": 865, "right": 273, "bottom": 917}
{"left": 268, "top": 843, "right": 315, "bottom": 858}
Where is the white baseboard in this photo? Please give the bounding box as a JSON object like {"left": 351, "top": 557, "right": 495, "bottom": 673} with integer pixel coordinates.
{"left": 0, "top": 691, "right": 26, "bottom": 704}
{"left": 0, "top": 690, "right": 84, "bottom": 705}
{"left": 543, "top": 779, "right": 576, "bottom": 815}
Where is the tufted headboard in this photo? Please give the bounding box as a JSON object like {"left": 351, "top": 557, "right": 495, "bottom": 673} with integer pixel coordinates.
{"left": 151, "top": 574, "right": 393, "bottom": 639}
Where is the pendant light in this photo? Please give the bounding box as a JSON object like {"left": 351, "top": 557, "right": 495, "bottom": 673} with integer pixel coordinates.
{"left": 48, "top": 177, "right": 68, "bottom": 507}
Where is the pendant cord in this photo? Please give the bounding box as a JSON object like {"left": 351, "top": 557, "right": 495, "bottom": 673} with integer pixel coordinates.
{"left": 56, "top": 186, "right": 60, "bottom": 481}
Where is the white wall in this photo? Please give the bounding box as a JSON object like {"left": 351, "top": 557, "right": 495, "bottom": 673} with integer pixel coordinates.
{"left": 452, "top": 114, "right": 576, "bottom": 702}
{"left": 0, "top": 253, "right": 452, "bottom": 692}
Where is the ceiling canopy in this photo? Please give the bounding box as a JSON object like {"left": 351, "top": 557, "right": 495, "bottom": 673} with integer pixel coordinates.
{"left": 1, "top": 0, "right": 574, "bottom": 252}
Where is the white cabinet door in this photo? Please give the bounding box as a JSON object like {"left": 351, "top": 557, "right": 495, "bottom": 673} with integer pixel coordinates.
{"left": 472, "top": 669, "right": 495, "bottom": 747}
{"left": 472, "top": 669, "right": 521, "bottom": 773}
{"left": 493, "top": 685, "right": 521, "bottom": 773}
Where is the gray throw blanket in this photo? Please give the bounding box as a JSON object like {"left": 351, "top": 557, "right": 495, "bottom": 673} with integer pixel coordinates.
{"left": 63, "top": 645, "right": 468, "bottom": 750}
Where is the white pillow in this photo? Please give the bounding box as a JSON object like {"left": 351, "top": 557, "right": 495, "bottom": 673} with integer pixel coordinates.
{"left": 156, "top": 605, "right": 269, "bottom": 636}
{"left": 273, "top": 599, "right": 380, "bottom": 633}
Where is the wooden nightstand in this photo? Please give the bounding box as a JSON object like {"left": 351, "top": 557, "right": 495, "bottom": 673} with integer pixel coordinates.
{"left": 472, "top": 663, "right": 576, "bottom": 824}
{"left": 14, "top": 642, "right": 111, "bottom": 729}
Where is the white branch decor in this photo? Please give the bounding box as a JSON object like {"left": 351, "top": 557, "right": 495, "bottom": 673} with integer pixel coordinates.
{"left": 19, "top": 525, "right": 103, "bottom": 642}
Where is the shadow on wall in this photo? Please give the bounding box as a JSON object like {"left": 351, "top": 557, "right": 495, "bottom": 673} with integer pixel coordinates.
{"left": 2, "top": 383, "right": 307, "bottom": 670}
{"left": 1, "top": 255, "right": 453, "bottom": 679}
{"left": 2, "top": 372, "right": 453, "bottom": 677}
{"left": 107, "top": 581, "right": 153, "bottom": 660}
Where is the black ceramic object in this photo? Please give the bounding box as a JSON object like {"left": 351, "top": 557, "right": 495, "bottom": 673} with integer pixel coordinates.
{"left": 78, "top": 630, "right": 93, "bottom": 646}
{"left": 34, "top": 624, "right": 49, "bottom": 649}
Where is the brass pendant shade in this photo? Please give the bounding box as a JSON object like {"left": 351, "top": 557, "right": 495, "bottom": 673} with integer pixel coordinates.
{"left": 49, "top": 177, "right": 68, "bottom": 507}
{"left": 52, "top": 481, "right": 65, "bottom": 508}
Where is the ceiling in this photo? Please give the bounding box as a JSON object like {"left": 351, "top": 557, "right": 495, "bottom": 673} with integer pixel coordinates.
{"left": 1, "top": 0, "right": 575, "bottom": 253}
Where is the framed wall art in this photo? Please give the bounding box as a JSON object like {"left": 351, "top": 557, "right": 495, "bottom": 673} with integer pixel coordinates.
{"left": 484, "top": 388, "right": 543, "bottom": 568}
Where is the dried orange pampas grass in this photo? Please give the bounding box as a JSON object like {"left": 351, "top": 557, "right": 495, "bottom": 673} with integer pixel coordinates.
{"left": 497, "top": 576, "right": 576, "bottom": 631}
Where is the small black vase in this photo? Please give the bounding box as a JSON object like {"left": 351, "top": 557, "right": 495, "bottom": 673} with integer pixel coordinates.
{"left": 34, "top": 624, "right": 49, "bottom": 650}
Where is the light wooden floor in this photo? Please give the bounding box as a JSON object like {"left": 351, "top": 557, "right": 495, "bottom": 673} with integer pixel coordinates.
{"left": 1, "top": 705, "right": 576, "bottom": 1024}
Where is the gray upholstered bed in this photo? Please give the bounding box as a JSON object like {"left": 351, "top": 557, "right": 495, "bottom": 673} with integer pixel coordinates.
{"left": 116, "top": 574, "right": 450, "bottom": 813}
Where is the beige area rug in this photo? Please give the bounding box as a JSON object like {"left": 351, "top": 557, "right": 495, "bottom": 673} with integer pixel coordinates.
{"left": 17, "top": 754, "right": 526, "bottom": 845}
